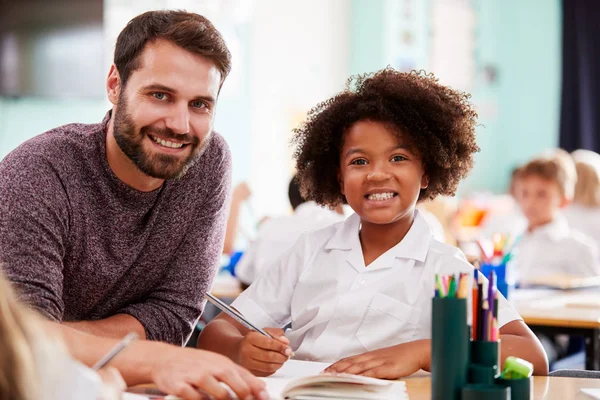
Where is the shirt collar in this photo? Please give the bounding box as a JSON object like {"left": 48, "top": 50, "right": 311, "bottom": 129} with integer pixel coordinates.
{"left": 324, "top": 209, "right": 432, "bottom": 263}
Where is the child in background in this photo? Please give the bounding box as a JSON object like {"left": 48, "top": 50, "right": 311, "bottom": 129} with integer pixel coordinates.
{"left": 235, "top": 175, "right": 346, "bottom": 286}
{"left": 0, "top": 270, "right": 125, "bottom": 400}
{"left": 515, "top": 154, "right": 600, "bottom": 282}
{"left": 564, "top": 149, "right": 600, "bottom": 251}
{"left": 197, "top": 69, "right": 548, "bottom": 378}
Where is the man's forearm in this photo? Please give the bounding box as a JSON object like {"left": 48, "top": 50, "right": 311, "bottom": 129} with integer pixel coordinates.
{"left": 64, "top": 313, "right": 146, "bottom": 340}
{"left": 47, "top": 321, "right": 163, "bottom": 385}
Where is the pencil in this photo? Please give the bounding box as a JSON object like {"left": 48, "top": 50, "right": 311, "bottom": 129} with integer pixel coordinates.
{"left": 477, "top": 273, "right": 483, "bottom": 341}
{"left": 206, "top": 293, "right": 295, "bottom": 357}
{"left": 206, "top": 293, "right": 271, "bottom": 337}
{"left": 472, "top": 273, "right": 478, "bottom": 340}
{"left": 481, "top": 301, "right": 489, "bottom": 342}
{"left": 92, "top": 332, "right": 138, "bottom": 371}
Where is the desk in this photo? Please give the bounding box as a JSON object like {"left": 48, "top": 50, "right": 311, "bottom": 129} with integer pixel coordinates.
{"left": 512, "top": 288, "right": 600, "bottom": 370}
{"left": 404, "top": 375, "right": 600, "bottom": 399}
{"left": 133, "top": 375, "right": 600, "bottom": 399}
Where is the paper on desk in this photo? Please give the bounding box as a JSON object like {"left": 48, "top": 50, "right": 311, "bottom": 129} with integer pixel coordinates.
{"left": 581, "top": 388, "right": 600, "bottom": 399}
{"left": 261, "top": 359, "right": 331, "bottom": 399}
{"left": 123, "top": 393, "right": 151, "bottom": 400}
{"left": 270, "top": 359, "right": 331, "bottom": 378}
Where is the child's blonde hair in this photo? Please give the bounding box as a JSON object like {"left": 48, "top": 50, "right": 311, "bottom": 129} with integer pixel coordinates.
{"left": 571, "top": 149, "right": 600, "bottom": 207}
{"left": 0, "top": 271, "right": 40, "bottom": 400}
{"left": 519, "top": 151, "right": 577, "bottom": 200}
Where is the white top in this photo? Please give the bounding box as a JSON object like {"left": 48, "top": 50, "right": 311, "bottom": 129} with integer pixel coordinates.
{"left": 515, "top": 216, "right": 600, "bottom": 282}
{"left": 232, "top": 211, "right": 521, "bottom": 362}
{"left": 564, "top": 204, "right": 600, "bottom": 252}
{"left": 235, "top": 201, "right": 346, "bottom": 284}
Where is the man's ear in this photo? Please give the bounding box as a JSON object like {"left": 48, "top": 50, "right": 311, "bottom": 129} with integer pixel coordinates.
{"left": 106, "top": 64, "right": 121, "bottom": 106}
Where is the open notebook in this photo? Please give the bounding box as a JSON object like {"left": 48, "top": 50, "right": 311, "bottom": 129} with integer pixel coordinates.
{"left": 125, "top": 360, "right": 408, "bottom": 400}
{"left": 261, "top": 360, "right": 408, "bottom": 400}
{"left": 263, "top": 372, "right": 407, "bottom": 399}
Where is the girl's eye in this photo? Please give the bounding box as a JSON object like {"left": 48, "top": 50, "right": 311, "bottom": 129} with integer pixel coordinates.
{"left": 153, "top": 93, "right": 167, "bottom": 100}
{"left": 391, "top": 155, "right": 407, "bottom": 162}
{"left": 350, "top": 159, "right": 368, "bottom": 165}
{"left": 191, "top": 100, "right": 207, "bottom": 109}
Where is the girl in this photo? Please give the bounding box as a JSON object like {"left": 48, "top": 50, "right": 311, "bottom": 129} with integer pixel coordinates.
{"left": 0, "top": 271, "right": 125, "bottom": 400}
{"left": 198, "top": 69, "right": 548, "bottom": 378}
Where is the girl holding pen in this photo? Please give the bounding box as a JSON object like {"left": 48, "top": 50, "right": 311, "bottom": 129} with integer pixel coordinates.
{"left": 198, "top": 69, "right": 548, "bottom": 378}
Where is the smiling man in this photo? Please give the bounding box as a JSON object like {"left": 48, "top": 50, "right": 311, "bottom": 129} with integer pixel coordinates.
{"left": 0, "top": 10, "right": 268, "bottom": 400}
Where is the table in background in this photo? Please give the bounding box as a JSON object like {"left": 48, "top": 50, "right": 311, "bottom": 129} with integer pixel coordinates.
{"left": 512, "top": 288, "right": 600, "bottom": 370}
{"left": 404, "top": 375, "right": 600, "bottom": 399}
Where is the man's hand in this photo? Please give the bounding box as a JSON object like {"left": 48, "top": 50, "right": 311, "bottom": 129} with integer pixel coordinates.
{"left": 324, "top": 340, "right": 429, "bottom": 379}
{"left": 236, "top": 327, "right": 292, "bottom": 377}
{"left": 152, "top": 346, "right": 269, "bottom": 400}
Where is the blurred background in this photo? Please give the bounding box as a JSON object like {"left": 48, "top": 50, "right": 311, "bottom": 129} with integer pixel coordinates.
{"left": 0, "top": 0, "right": 594, "bottom": 234}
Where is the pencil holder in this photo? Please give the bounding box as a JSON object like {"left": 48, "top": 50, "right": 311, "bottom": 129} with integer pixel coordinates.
{"left": 470, "top": 340, "right": 500, "bottom": 367}
{"left": 431, "top": 297, "right": 469, "bottom": 400}
{"left": 468, "top": 340, "right": 500, "bottom": 384}
{"left": 496, "top": 377, "right": 533, "bottom": 400}
{"left": 468, "top": 364, "right": 498, "bottom": 385}
{"left": 462, "top": 384, "right": 510, "bottom": 400}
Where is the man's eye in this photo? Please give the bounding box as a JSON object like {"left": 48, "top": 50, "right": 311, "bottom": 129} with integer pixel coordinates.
{"left": 153, "top": 93, "right": 167, "bottom": 100}
{"left": 191, "top": 100, "right": 207, "bottom": 109}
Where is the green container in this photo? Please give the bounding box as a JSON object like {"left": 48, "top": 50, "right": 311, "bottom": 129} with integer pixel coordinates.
{"left": 497, "top": 377, "right": 533, "bottom": 400}
{"left": 469, "top": 364, "right": 499, "bottom": 385}
{"left": 462, "top": 384, "right": 511, "bottom": 400}
{"left": 431, "top": 297, "right": 469, "bottom": 400}
{"left": 471, "top": 340, "right": 500, "bottom": 367}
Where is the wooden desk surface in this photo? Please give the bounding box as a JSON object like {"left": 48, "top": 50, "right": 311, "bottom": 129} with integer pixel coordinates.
{"left": 404, "top": 376, "right": 600, "bottom": 399}
{"left": 512, "top": 288, "right": 600, "bottom": 329}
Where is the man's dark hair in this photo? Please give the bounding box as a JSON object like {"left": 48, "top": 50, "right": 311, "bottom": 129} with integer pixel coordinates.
{"left": 114, "top": 10, "right": 232, "bottom": 87}
{"left": 288, "top": 175, "right": 306, "bottom": 210}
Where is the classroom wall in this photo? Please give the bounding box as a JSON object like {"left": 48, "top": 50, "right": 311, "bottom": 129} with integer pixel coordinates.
{"left": 349, "top": 0, "right": 562, "bottom": 194}
{"left": 0, "top": 0, "right": 561, "bottom": 213}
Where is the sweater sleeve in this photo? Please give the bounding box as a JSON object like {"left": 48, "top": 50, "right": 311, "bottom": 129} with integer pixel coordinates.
{"left": 0, "top": 147, "right": 70, "bottom": 321}
{"left": 119, "top": 137, "right": 232, "bottom": 345}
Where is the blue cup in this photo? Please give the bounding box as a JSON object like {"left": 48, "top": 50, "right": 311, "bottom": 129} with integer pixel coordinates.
{"left": 479, "top": 262, "right": 512, "bottom": 299}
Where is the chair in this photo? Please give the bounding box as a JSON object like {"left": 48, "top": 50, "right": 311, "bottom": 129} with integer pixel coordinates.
{"left": 549, "top": 369, "right": 600, "bottom": 379}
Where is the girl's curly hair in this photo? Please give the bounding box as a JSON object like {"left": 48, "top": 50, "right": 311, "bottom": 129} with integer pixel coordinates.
{"left": 292, "top": 68, "right": 480, "bottom": 207}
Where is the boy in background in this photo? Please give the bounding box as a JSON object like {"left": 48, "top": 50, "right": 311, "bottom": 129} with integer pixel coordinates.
{"left": 515, "top": 154, "right": 600, "bottom": 282}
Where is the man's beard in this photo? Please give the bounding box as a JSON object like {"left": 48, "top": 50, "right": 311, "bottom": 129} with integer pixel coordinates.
{"left": 112, "top": 92, "right": 210, "bottom": 180}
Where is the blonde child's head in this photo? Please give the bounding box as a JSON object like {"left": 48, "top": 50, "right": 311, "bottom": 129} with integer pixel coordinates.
{"left": 292, "top": 68, "right": 479, "bottom": 227}
{"left": 571, "top": 149, "right": 600, "bottom": 207}
{"left": 0, "top": 271, "right": 39, "bottom": 400}
{"left": 516, "top": 153, "right": 576, "bottom": 230}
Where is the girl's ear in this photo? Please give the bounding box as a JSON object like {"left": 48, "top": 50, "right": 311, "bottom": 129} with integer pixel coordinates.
{"left": 338, "top": 170, "right": 345, "bottom": 195}
{"left": 421, "top": 173, "right": 429, "bottom": 189}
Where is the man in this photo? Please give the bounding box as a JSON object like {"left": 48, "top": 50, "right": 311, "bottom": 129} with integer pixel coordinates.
{"left": 0, "top": 10, "right": 267, "bottom": 400}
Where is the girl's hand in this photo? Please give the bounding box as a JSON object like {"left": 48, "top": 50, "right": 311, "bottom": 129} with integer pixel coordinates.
{"left": 236, "top": 327, "right": 293, "bottom": 377}
{"left": 324, "top": 340, "right": 430, "bottom": 379}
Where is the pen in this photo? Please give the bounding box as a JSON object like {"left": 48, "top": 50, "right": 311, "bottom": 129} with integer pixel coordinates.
{"left": 92, "top": 332, "right": 138, "bottom": 371}
{"left": 206, "top": 293, "right": 271, "bottom": 336}
{"left": 205, "top": 293, "right": 295, "bottom": 357}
